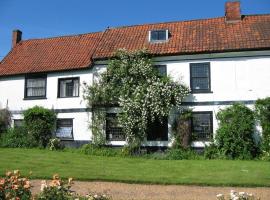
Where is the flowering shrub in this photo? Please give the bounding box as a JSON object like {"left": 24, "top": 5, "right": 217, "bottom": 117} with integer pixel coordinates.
{"left": 37, "top": 174, "right": 111, "bottom": 200}
{"left": 84, "top": 49, "right": 189, "bottom": 149}
{"left": 216, "top": 190, "right": 259, "bottom": 200}
{"left": 0, "top": 170, "right": 32, "bottom": 200}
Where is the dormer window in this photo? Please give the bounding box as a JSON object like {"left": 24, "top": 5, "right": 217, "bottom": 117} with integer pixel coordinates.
{"left": 149, "top": 29, "right": 169, "bottom": 42}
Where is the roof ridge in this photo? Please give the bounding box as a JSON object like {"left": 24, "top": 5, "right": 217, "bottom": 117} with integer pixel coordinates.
{"left": 22, "top": 31, "right": 103, "bottom": 42}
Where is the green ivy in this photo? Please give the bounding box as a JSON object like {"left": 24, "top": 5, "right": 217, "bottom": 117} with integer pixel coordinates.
{"left": 84, "top": 49, "right": 190, "bottom": 148}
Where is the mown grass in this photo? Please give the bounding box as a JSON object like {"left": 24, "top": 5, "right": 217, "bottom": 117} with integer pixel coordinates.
{"left": 0, "top": 148, "right": 269, "bottom": 187}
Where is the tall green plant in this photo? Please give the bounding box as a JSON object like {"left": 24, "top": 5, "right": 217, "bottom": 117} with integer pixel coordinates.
{"left": 23, "top": 106, "right": 57, "bottom": 147}
{"left": 215, "top": 104, "right": 258, "bottom": 159}
{"left": 0, "top": 108, "right": 11, "bottom": 134}
{"left": 84, "top": 49, "right": 189, "bottom": 148}
{"left": 255, "top": 97, "right": 270, "bottom": 152}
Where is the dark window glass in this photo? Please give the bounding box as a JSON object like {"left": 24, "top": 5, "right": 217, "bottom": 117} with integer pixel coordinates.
{"left": 25, "top": 75, "right": 46, "bottom": 98}
{"left": 106, "top": 113, "right": 125, "bottom": 141}
{"left": 56, "top": 119, "right": 73, "bottom": 139}
{"left": 58, "top": 78, "right": 79, "bottom": 98}
{"left": 147, "top": 117, "right": 168, "bottom": 141}
{"left": 14, "top": 119, "right": 23, "bottom": 128}
{"left": 150, "top": 30, "right": 168, "bottom": 41}
{"left": 191, "top": 112, "right": 213, "bottom": 141}
{"left": 190, "top": 63, "right": 211, "bottom": 92}
{"left": 155, "top": 65, "right": 167, "bottom": 76}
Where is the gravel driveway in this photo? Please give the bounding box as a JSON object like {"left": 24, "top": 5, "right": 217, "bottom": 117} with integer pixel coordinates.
{"left": 31, "top": 180, "right": 270, "bottom": 200}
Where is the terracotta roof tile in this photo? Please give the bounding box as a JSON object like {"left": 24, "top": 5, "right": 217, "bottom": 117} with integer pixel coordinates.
{"left": 0, "top": 32, "right": 103, "bottom": 76}
{"left": 0, "top": 14, "right": 270, "bottom": 76}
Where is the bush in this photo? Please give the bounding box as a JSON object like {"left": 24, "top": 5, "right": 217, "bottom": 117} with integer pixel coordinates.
{"left": 215, "top": 104, "right": 259, "bottom": 159}
{"left": 0, "top": 170, "right": 32, "bottom": 200}
{"left": 0, "top": 108, "right": 11, "bottom": 134}
{"left": 23, "top": 106, "right": 56, "bottom": 148}
{"left": 255, "top": 97, "right": 270, "bottom": 152}
{"left": 0, "top": 126, "right": 36, "bottom": 148}
{"left": 203, "top": 143, "right": 221, "bottom": 159}
{"left": 164, "top": 148, "right": 200, "bottom": 160}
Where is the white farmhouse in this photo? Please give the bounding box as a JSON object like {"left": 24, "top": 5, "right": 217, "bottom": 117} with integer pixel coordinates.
{"left": 0, "top": 2, "right": 270, "bottom": 148}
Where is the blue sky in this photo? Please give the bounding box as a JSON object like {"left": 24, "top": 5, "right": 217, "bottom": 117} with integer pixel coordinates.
{"left": 0, "top": 0, "right": 269, "bottom": 60}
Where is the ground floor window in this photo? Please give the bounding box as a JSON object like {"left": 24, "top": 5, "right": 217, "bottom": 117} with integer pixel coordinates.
{"left": 55, "top": 119, "right": 73, "bottom": 140}
{"left": 147, "top": 117, "right": 168, "bottom": 141}
{"left": 13, "top": 119, "right": 23, "bottom": 128}
{"left": 106, "top": 113, "right": 125, "bottom": 141}
{"left": 191, "top": 112, "right": 213, "bottom": 141}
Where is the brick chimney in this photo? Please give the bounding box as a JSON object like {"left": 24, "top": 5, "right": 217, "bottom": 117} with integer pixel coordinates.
{"left": 12, "top": 29, "right": 22, "bottom": 48}
{"left": 225, "top": 1, "right": 241, "bottom": 23}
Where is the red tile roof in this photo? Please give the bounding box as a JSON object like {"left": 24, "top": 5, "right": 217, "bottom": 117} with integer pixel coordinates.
{"left": 0, "top": 32, "right": 103, "bottom": 76}
{"left": 1, "top": 14, "right": 270, "bottom": 76}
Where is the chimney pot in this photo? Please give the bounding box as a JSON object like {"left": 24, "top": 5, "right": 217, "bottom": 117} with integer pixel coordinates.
{"left": 12, "top": 29, "right": 22, "bottom": 48}
{"left": 225, "top": 1, "right": 241, "bottom": 23}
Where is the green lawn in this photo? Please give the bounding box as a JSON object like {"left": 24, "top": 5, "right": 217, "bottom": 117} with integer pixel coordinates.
{"left": 0, "top": 148, "right": 269, "bottom": 187}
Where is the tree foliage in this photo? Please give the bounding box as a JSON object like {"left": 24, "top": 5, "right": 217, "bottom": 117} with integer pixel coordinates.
{"left": 84, "top": 49, "right": 189, "bottom": 147}
{"left": 0, "top": 108, "right": 11, "bottom": 134}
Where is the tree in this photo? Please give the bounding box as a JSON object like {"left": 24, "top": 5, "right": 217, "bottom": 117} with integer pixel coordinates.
{"left": 84, "top": 49, "right": 189, "bottom": 148}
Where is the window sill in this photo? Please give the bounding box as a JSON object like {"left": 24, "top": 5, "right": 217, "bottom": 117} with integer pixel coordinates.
{"left": 58, "top": 138, "right": 74, "bottom": 141}
{"left": 23, "top": 97, "right": 47, "bottom": 100}
{"left": 191, "top": 91, "right": 213, "bottom": 94}
{"left": 57, "top": 96, "right": 80, "bottom": 99}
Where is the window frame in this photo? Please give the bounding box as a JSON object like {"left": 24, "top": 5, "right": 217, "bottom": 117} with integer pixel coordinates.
{"left": 190, "top": 62, "right": 211, "bottom": 93}
{"left": 57, "top": 77, "right": 80, "bottom": 98}
{"left": 191, "top": 111, "right": 213, "bottom": 142}
{"left": 55, "top": 118, "right": 74, "bottom": 140}
{"left": 105, "top": 113, "right": 125, "bottom": 141}
{"left": 149, "top": 29, "right": 169, "bottom": 43}
{"left": 24, "top": 74, "right": 47, "bottom": 100}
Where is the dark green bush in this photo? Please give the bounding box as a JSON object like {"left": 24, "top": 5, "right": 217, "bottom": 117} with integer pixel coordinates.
{"left": 255, "top": 97, "right": 270, "bottom": 152}
{"left": 164, "top": 148, "right": 200, "bottom": 160}
{"left": 0, "top": 108, "right": 11, "bottom": 134}
{"left": 215, "top": 103, "right": 259, "bottom": 159}
{"left": 23, "top": 106, "right": 57, "bottom": 148}
{"left": 203, "top": 143, "right": 221, "bottom": 159}
{"left": 0, "top": 126, "right": 36, "bottom": 148}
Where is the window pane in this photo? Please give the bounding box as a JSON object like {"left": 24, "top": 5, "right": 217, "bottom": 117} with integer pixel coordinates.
{"left": 106, "top": 113, "right": 125, "bottom": 141}
{"left": 156, "top": 65, "right": 167, "bottom": 76}
{"left": 59, "top": 78, "right": 79, "bottom": 97}
{"left": 150, "top": 30, "right": 167, "bottom": 41}
{"left": 26, "top": 77, "right": 46, "bottom": 97}
{"left": 190, "top": 63, "right": 210, "bottom": 92}
{"left": 192, "top": 113, "right": 212, "bottom": 141}
{"left": 191, "top": 65, "right": 209, "bottom": 77}
{"left": 147, "top": 117, "right": 168, "bottom": 141}
{"left": 192, "top": 77, "right": 209, "bottom": 90}
{"left": 56, "top": 119, "right": 73, "bottom": 139}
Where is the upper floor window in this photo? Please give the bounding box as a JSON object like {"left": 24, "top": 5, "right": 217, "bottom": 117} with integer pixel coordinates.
{"left": 149, "top": 29, "right": 169, "bottom": 42}
{"left": 191, "top": 112, "right": 213, "bottom": 141}
{"left": 24, "top": 74, "right": 47, "bottom": 99}
{"left": 190, "top": 62, "right": 211, "bottom": 93}
{"left": 155, "top": 65, "right": 167, "bottom": 76}
{"left": 58, "top": 77, "right": 79, "bottom": 98}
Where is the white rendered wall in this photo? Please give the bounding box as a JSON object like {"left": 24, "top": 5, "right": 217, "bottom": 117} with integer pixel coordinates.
{"left": 1, "top": 51, "right": 270, "bottom": 146}
{"left": 0, "top": 69, "right": 94, "bottom": 141}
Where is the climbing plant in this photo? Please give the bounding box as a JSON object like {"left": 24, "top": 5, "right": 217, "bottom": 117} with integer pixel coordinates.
{"left": 84, "top": 49, "right": 189, "bottom": 148}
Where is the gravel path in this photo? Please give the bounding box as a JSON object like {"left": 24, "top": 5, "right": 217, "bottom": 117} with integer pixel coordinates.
{"left": 31, "top": 180, "right": 270, "bottom": 200}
